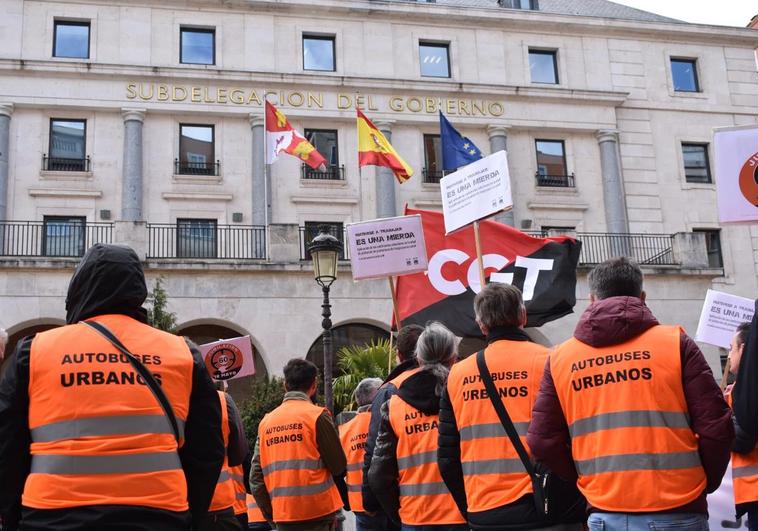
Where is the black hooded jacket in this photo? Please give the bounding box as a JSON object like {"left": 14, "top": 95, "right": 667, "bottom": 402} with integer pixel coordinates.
{"left": 0, "top": 244, "right": 224, "bottom": 531}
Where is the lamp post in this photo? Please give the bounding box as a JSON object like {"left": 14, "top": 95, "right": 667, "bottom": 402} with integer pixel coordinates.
{"left": 307, "top": 227, "right": 343, "bottom": 414}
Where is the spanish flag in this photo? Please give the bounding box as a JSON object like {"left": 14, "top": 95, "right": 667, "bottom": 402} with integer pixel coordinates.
{"left": 357, "top": 110, "right": 414, "bottom": 183}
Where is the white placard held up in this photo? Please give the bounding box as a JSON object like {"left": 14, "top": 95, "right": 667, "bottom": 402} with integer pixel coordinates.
{"left": 695, "top": 289, "right": 755, "bottom": 349}
{"left": 347, "top": 215, "right": 428, "bottom": 281}
{"left": 714, "top": 124, "right": 758, "bottom": 223}
{"left": 440, "top": 150, "right": 513, "bottom": 234}
{"left": 200, "top": 335, "right": 256, "bottom": 381}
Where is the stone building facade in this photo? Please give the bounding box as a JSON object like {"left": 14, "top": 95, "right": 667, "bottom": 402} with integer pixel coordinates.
{"left": 0, "top": 0, "right": 757, "bottom": 382}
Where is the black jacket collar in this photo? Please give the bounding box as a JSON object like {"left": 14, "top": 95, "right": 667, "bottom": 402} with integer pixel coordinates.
{"left": 486, "top": 326, "right": 531, "bottom": 345}
{"left": 383, "top": 357, "right": 418, "bottom": 385}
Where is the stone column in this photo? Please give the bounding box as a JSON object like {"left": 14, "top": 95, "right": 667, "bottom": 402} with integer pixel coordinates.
{"left": 121, "top": 108, "right": 146, "bottom": 221}
{"left": 0, "top": 103, "right": 13, "bottom": 222}
{"left": 596, "top": 129, "right": 629, "bottom": 234}
{"left": 488, "top": 125, "right": 514, "bottom": 226}
{"left": 374, "top": 120, "right": 397, "bottom": 218}
{"left": 250, "top": 115, "right": 269, "bottom": 226}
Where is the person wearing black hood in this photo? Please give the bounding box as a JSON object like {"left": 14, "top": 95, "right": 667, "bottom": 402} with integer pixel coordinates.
{"left": 0, "top": 243, "right": 224, "bottom": 531}
{"left": 368, "top": 322, "right": 467, "bottom": 530}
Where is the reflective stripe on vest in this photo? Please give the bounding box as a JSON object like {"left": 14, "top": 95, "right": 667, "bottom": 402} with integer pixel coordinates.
{"left": 550, "top": 325, "right": 706, "bottom": 512}
{"left": 446, "top": 340, "right": 548, "bottom": 513}
{"left": 388, "top": 394, "right": 465, "bottom": 526}
{"left": 247, "top": 494, "right": 266, "bottom": 523}
{"left": 339, "top": 411, "right": 371, "bottom": 513}
{"left": 258, "top": 399, "right": 343, "bottom": 522}
{"left": 23, "top": 316, "right": 193, "bottom": 512}
{"left": 209, "top": 391, "right": 236, "bottom": 512}
{"left": 727, "top": 393, "right": 758, "bottom": 505}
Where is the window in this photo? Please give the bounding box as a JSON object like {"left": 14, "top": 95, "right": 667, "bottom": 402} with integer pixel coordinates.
{"left": 178, "top": 124, "right": 216, "bottom": 175}
{"left": 694, "top": 229, "right": 723, "bottom": 268}
{"left": 423, "top": 134, "right": 444, "bottom": 183}
{"left": 47, "top": 119, "right": 87, "bottom": 171}
{"left": 303, "top": 129, "right": 340, "bottom": 179}
{"left": 53, "top": 21, "right": 90, "bottom": 59}
{"left": 303, "top": 221, "right": 346, "bottom": 260}
{"left": 303, "top": 35, "right": 335, "bottom": 72}
{"left": 419, "top": 42, "right": 450, "bottom": 78}
{"left": 671, "top": 58, "right": 700, "bottom": 92}
{"left": 181, "top": 27, "right": 215, "bottom": 65}
{"left": 43, "top": 216, "right": 85, "bottom": 257}
{"left": 535, "top": 140, "right": 573, "bottom": 187}
{"left": 682, "top": 143, "right": 711, "bottom": 183}
{"left": 177, "top": 219, "right": 217, "bottom": 258}
{"left": 529, "top": 49, "right": 558, "bottom": 84}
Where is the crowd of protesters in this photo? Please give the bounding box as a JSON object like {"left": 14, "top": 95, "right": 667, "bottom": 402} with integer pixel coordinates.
{"left": 0, "top": 244, "right": 756, "bottom": 531}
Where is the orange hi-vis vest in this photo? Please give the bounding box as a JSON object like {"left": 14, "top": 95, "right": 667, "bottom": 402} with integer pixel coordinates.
{"left": 247, "top": 494, "right": 266, "bottom": 524}
{"left": 386, "top": 367, "right": 421, "bottom": 390}
{"left": 339, "top": 410, "right": 371, "bottom": 513}
{"left": 446, "top": 339, "right": 548, "bottom": 513}
{"left": 231, "top": 464, "right": 247, "bottom": 515}
{"left": 726, "top": 393, "right": 758, "bottom": 505}
{"left": 550, "top": 325, "right": 706, "bottom": 512}
{"left": 209, "top": 391, "right": 235, "bottom": 512}
{"left": 23, "top": 314, "right": 193, "bottom": 511}
{"left": 387, "top": 394, "right": 466, "bottom": 525}
{"left": 258, "top": 398, "right": 343, "bottom": 522}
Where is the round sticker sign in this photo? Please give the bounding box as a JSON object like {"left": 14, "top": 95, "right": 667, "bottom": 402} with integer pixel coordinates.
{"left": 205, "top": 342, "right": 244, "bottom": 380}
{"left": 739, "top": 152, "right": 758, "bottom": 207}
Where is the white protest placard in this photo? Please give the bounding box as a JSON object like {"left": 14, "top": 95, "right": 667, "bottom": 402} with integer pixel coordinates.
{"left": 346, "top": 215, "right": 428, "bottom": 281}
{"left": 440, "top": 150, "right": 512, "bottom": 234}
{"left": 695, "top": 289, "right": 755, "bottom": 349}
{"left": 200, "top": 335, "right": 256, "bottom": 381}
{"left": 714, "top": 124, "right": 758, "bottom": 223}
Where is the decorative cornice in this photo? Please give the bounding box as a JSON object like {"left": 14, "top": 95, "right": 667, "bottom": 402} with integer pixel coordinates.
{"left": 487, "top": 125, "right": 509, "bottom": 140}
{"left": 0, "top": 103, "right": 13, "bottom": 118}
{"left": 121, "top": 108, "right": 146, "bottom": 123}
{"left": 373, "top": 119, "right": 395, "bottom": 132}
{"left": 249, "top": 115, "right": 264, "bottom": 128}
{"left": 596, "top": 129, "right": 620, "bottom": 144}
{"left": 29, "top": 188, "right": 102, "bottom": 198}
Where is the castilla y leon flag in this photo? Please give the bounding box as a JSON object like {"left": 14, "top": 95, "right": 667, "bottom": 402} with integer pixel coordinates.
{"left": 357, "top": 109, "right": 414, "bottom": 183}
{"left": 396, "top": 208, "right": 581, "bottom": 337}
{"left": 265, "top": 101, "right": 327, "bottom": 170}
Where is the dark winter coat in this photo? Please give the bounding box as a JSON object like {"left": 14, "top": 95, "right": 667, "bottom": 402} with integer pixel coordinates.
{"left": 0, "top": 244, "right": 225, "bottom": 531}
{"left": 527, "top": 296, "right": 734, "bottom": 515}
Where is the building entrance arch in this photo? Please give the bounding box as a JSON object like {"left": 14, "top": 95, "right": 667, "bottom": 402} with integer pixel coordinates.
{"left": 3, "top": 318, "right": 66, "bottom": 368}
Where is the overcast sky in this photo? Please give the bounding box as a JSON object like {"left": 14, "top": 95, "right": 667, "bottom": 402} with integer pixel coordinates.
{"left": 611, "top": 0, "right": 756, "bottom": 27}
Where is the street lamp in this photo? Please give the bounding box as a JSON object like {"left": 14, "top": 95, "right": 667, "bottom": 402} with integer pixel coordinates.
{"left": 308, "top": 227, "right": 343, "bottom": 413}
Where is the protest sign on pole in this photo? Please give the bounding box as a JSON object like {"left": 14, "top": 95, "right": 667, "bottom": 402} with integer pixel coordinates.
{"left": 347, "top": 215, "right": 429, "bottom": 371}
{"left": 200, "top": 335, "right": 256, "bottom": 381}
{"left": 440, "top": 150, "right": 512, "bottom": 235}
{"left": 714, "top": 124, "right": 758, "bottom": 223}
{"left": 695, "top": 289, "right": 755, "bottom": 349}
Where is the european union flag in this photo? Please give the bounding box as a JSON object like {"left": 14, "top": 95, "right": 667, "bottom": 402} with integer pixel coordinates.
{"left": 440, "top": 111, "right": 483, "bottom": 171}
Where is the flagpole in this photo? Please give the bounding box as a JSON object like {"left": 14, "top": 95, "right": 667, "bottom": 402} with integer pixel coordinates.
{"left": 262, "top": 93, "right": 270, "bottom": 257}
{"left": 473, "top": 221, "right": 486, "bottom": 289}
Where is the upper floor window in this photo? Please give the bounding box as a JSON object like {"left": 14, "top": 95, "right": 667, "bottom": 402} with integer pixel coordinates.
{"left": 303, "top": 35, "right": 335, "bottom": 72}
{"left": 303, "top": 221, "right": 346, "bottom": 260}
{"left": 419, "top": 42, "right": 450, "bottom": 78}
{"left": 671, "top": 58, "right": 699, "bottom": 92}
{"left": 178, "top": 124, "right": 217, "bottom": 175}
{"left": 303, "top": 129, "right": 341, "bottom": 179}
{"left": 43, "top": 216, "right": 85, "bottom": 257}
{"left": 694, "top": 229, "right": 723, "bottom": 268}
{"left": 181, "top": 27, "right": 215, "bottom": 65}
{"left": 529, "top": 49, "right": 558, "bottom": 84}
{"left": 501, "top": 0, "right": 539, "bottom": 8}
{"left": 423, "top": 134, "right": 444, "bottom": 183}
{"left": 177, "top": 218, "right": 217, "bottom": 258}
{"left": 46, "top": 119, "right": 87, "bottom": 171}
{"left": 53, "top": 21, "right": 90, "bottom": 59}
{"left": 682, "top": 143, "right": 711, "bottom": 183}
{"left": 535, "top": 139, "right": 573, "bottom": 187}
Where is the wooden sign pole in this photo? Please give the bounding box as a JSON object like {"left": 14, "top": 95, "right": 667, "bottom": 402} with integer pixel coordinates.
{"left": 473, "top": 221, "right": 486, "bottom": 288}
{"left": 387, "top": 276, "right": 401, "bottom": 373}
{"left": 720, "top": 357, "right": 731, "bottom": 392}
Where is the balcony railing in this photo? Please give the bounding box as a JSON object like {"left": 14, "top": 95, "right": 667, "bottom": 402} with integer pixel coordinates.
{"left": 301, "top": 164, "right": 345, "bottom": 181}
{"left": 423, "top": 168, "right": 445, "bottom": 184}
{"left": 0, "top": 221, "right": 112, "bottom": 257}
{"left": 42, "top": 155, "right": 91, "bottom": 172}
{"left": 577, "top": 233, "right": 674, "bottom": 266}
{"left": 298, "top": 226, "right": 350, "bottom": 261}
{"left": 536, "top": 172, "right": 575, "bottom": 188}
{"left": 147, "top": 224, "right": 266, "bottom": 259}
{"left": 174, "top": 159, "right": 220, "bottom": 176}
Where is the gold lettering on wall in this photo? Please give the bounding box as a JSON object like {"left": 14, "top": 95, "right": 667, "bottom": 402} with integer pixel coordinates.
{"left": 123, "top": 83, "right": 506, "bottom": 117}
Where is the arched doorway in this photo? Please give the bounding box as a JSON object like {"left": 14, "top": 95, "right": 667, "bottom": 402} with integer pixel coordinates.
{"left": 306, "top": 321, "right": 390, "bottom": 375}
{"left": 176, "top": 321, "right": 267, "bottom": 403}
{"left": 2, "top": 319, "right": 66, "bottom": 369}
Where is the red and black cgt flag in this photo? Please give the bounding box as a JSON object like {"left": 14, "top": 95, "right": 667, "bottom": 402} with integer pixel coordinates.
{"left": 396, "top": 208, "right": 581, "bottom": 337}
